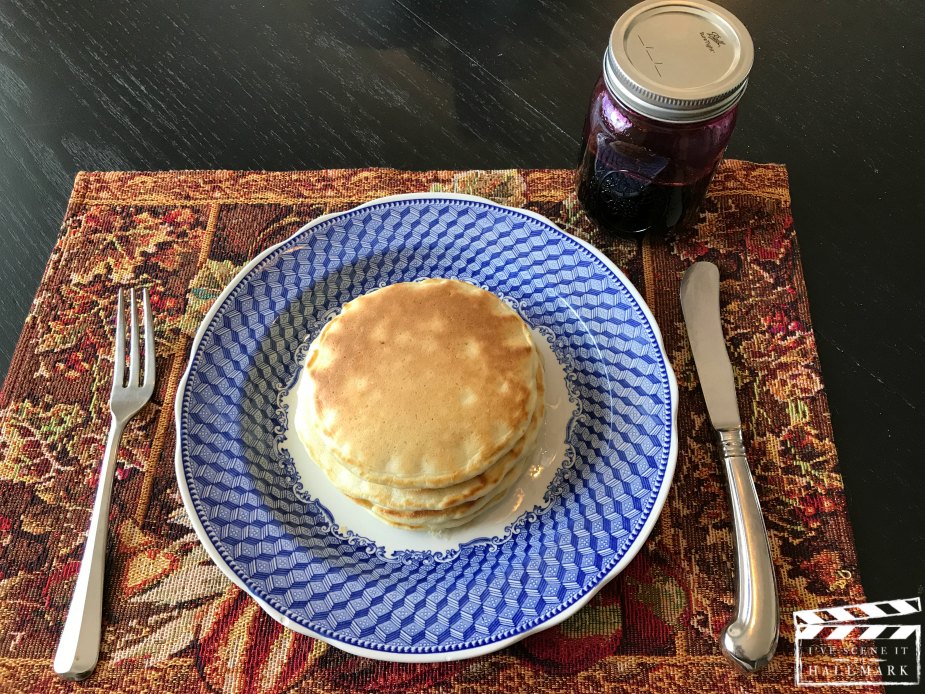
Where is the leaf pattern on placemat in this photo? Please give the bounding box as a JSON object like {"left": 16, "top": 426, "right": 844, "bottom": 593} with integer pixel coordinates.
{"left": 0, "top": 164, "right": 878, "bottom": 692}
{"left": 179, "top": 260, "right": 245, "bottom": 339}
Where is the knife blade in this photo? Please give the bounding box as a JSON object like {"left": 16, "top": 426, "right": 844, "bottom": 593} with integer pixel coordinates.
{"left": 680, "top": 261, "right": 779, "bottom": 673}
{"left": 679, "top": 262, "right": 740, "bottom": 430}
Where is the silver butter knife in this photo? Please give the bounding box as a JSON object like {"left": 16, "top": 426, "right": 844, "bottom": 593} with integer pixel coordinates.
{"left": 680, "top": 262, "right": 779, "bottom": 672}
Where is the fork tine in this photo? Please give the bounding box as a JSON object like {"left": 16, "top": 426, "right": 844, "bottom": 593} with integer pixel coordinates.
{"left": 113, "top": 289, "right": 125, "bottom": 391}
{"left": 143, "top": 288, "right": 155, "bottom": 387}
{"left": 129, "top": 288, "right": 140, "bottom": 387}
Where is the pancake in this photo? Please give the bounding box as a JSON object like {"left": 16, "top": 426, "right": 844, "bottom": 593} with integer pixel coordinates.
{"left": 301, "top": 278, "right": 540, "bottom": 489}
{"left": 297, "top": 366, "right": 544, "bottom": 512}
{"left": 347, "top": 455, "right": 530, "bottom": 530}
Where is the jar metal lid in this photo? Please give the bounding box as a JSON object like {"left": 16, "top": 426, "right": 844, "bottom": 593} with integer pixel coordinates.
{"left": 603, "top": 0, "right": 754, "bottom": 123}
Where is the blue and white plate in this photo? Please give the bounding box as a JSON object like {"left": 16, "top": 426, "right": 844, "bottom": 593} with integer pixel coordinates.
{"left": 175, "top": 193, "right": 678, "bottom": 662}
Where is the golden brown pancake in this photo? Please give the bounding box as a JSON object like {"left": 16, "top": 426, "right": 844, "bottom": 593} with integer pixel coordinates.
{"left": 298, "top": 369, "right": 544, "bottom": 512}
{"left": 347, "top": 465, "right": 526, "bottom": 530}
{"left": 301, "top": 278, "right": 539, "bottom": 489}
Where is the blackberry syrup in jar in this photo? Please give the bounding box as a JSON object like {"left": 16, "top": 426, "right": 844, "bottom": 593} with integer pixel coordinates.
{"left": 577, "top": 0, "right": 754, "bottom": 238}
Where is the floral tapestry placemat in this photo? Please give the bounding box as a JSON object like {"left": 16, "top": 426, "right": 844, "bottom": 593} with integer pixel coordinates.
{"left": 0, "top": 163, "right": 876, "bottom": 692}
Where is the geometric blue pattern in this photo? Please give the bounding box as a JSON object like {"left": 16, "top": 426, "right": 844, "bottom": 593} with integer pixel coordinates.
{"left": 176, "top": 195, "right": 676, "bottom": 657}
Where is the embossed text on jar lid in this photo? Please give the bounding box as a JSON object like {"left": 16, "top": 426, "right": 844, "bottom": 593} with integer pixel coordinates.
{"left": 604, "top": 0, "right": 754, "bottom": 123}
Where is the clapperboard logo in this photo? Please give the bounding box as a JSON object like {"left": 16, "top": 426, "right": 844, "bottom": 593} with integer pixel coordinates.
{"left": 794, "top": 597, "right": 921, "bottom": 686}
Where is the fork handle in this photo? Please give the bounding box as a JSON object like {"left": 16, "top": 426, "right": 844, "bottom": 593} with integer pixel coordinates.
{"left": 53, "top": 417, "right": 125, "bottom": 680}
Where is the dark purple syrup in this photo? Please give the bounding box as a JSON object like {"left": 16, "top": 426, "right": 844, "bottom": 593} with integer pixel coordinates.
{"left": 576, "top": 78, "right": 737, "bottom": 239}
{"left": 577, "top": 149, "right": 716, "bottom": 238}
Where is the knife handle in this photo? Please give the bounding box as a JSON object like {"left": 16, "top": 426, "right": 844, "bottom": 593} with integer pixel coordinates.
{"left": 716, "top": 428, "right": 779, "bottom": 672}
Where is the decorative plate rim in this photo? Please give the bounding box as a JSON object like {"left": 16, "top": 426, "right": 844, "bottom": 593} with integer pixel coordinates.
{"left": 174, "top": 192, "right": 679, "bottom": 663}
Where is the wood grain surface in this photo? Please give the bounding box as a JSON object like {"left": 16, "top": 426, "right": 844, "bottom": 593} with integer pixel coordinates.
{"left": 1, "top": 0, "right": 922, "bottom": 606}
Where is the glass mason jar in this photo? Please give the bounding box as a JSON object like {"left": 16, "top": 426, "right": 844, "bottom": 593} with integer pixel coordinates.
{"left": 577, "top": 0, "right": 754, "bottom": 239}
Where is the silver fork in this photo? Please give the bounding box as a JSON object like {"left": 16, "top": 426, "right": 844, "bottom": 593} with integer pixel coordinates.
{"left": 53, "top": 288, "right": 155, "bottom": 681}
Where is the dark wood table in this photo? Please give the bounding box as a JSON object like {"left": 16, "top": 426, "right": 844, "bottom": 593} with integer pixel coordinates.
{"left": 1, "top": 1, "right": 922, "bottom": 604}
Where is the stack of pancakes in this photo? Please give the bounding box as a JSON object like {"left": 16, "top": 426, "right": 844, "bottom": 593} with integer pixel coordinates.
{"left": 294, "top": 278, "right": 544, "bottom": 530}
